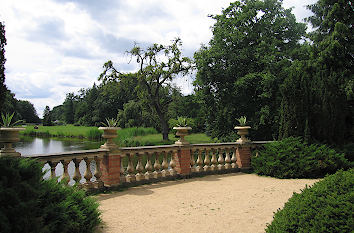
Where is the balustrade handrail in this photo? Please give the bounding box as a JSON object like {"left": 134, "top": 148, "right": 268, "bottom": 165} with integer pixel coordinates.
{"left": 22, "top": 148, "right": 109, "bottom": 161}
{"left": 20, "top": 141, "right": 272, "bottom": 159}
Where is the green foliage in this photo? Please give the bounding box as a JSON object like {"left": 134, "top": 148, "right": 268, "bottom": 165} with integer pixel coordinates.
{"left": 43, "top": 106, "right": 53, "bottom": 126}
{"left": 194, "top": 0, "right": 306, "bottom": 141}
{"left": 266, "top": 169, "right": 354, "bottom": 233}
{"left": 169, "top": 117, "right": 195, "bottom": 130}
{"left": 0, "top": 156, "right": 101, "bottom": 233}
{"left": 114, "top": 127, "right": 158, "bottom": 146}
{"left": 16, "top": 100, "right": 40, "bottom": 123}
{"left": 252, "top": 137, "right": 349, "bottom": 178}
{"left": 176, "top": 116, "right": 188, "bottom": 127}
{"left": 100, "top": 38, "right": 193, "bottom": 140}
{"left": 279, "top": 0, "right": 353, "bottom": 144}
{"left": 87, "top": 128, "right": 102, "bottom": 140}
{"left": 236, "top": 116, "right": 247, "bottom": 126}
{"left": 1, "top": 112, "right": 24, "bottom": 127}
{"left": 101, "top": 117, "right": 119, "bottom": 127}
{"left": 22, "top": 125, "right": 101, "bottom": 139}
{"left": 63, "top": 93, "right": 75, "bottom": 124}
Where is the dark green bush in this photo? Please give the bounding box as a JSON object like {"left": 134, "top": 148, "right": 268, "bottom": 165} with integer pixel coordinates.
{"left": 252, "top": 137, "right": 349, "bottom": 178}
{"left": 266, "top": 169, "right": 354, "bottom": 233}
{"left": 0, "top": 156, "right": 101, "bottom": 233}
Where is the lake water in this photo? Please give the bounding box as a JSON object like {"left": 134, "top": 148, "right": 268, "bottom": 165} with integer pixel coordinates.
{"left": 6, "top": 136, "right": 104, "bottom": 156}
{"left": 0, "top": 136, "right": 104, "bottom": 183}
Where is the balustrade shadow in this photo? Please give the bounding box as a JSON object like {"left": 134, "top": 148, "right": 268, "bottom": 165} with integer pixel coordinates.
{"left": 95, "top": 172, "right": 249, "bottom": 201}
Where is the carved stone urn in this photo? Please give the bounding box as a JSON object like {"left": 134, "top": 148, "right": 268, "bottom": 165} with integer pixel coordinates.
{"left": 234, "top": 126, "right": 251, "bottom": 143}
{"left": 98, "top": 127, "right": 120, "bottom": 149}
{"left": 173, "top": 127, "right": 192, "bottom": 145}
{"left": 0, "top": 127, "right": 25, "bottom": 157}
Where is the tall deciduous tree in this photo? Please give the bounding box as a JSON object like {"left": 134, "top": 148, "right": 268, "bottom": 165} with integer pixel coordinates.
{"left": 16, "top": 100, "right": 40, "bottom": 123}
{"left": 43, "top": 106, "right": 53, "bottom": 126}
{"left": 0, "top": 22, "right": 7, "bottom": 112}
{"left": 194, "top": 0, "right": 306, "bottom": 140}
{"left": 100, "top": 38, "right": 193, "bottom": 140}
{"left": 63, "top": 93, "right": 75, "bottom": 124}
{"left": 279, "top": 0, "right": 353, "bottom": 144}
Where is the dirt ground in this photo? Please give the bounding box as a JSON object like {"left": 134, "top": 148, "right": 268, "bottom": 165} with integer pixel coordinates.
{"left": 95, "top": 173, "right": 319, "bottom": 233}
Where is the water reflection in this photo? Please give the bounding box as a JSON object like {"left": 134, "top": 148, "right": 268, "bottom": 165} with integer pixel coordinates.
{"left": 1, "top": 136, "right": 104, "bottom": 155}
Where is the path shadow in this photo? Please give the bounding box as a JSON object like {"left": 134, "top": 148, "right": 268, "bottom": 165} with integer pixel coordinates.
{"left": 95, "top": 172, "right": 249, "bottom": 201}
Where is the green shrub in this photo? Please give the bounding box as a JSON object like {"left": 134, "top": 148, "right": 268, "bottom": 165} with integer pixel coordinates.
{"left": 252, "top": 137, "right": 349, "bottom": 178}
{"left": 0, "top": 156, "right": 101, "bottom": 233}
{"left": 266, "top": 169, "right": 354, "bottom": 233}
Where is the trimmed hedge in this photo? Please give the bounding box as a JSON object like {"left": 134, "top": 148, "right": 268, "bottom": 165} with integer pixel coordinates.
{"left": 252, "top": 137, "right": 349, "bottom": 178}
{"left": 0, "top": 156, "right": 101, "bottom": 233}
{"left": 266, "top": 169, "right": 354, "bottom": 232}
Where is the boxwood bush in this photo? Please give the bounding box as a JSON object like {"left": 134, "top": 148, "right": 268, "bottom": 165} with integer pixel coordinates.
{"left": 266, "top": 169, "right": 354, "bottom": 232}
{"left": 0, "top": 156, "right": 101, "bottom": 233}
{"left": 252, "top": 137, "right": 349, "bottom": 178}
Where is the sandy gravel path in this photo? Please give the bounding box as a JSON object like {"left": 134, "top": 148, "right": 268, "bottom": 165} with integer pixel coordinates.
{"left": 95, "top": 173, "right": 319, "bottom": 233}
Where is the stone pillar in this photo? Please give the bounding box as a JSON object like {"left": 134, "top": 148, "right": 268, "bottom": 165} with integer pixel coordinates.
{"left": 100, "top": 151, "right": 121, "bottom": 186}
{"left": 174, "top": 146, "right": 191, "bottom": 175}
{"left": 98, "top": 127, "right": 121, "bottom": 186}
{"left": 236, "top": 145, "right": 252, "bottom": 169}
{"left": 173, "top": 127, "right": 192, "bottom": 175}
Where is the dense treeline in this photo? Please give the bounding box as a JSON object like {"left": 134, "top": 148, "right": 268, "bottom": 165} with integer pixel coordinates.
{"left": 49, "top": 77, "right": 204, "bottom": 132}
{"left": 194, "top": 0, "right": 353, "bottom": 144}
{"left": 1, "top": 89, "right": 40, "bottom": 124}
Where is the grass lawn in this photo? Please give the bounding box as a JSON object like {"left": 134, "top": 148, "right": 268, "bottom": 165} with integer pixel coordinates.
{"left": 126, "top": 133, "right": 213, "bottom": 146}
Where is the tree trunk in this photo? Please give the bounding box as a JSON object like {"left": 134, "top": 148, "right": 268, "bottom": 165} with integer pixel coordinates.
{"left": 161, "top": 118, "right": 169, "bottom": 141}
{"left": 153, "top": 101, "right": 169, "bottom": 141}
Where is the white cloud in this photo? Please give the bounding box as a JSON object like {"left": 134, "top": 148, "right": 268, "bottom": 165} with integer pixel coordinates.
{"left": 1, "top": 0, "right": 315, "bottom": 117}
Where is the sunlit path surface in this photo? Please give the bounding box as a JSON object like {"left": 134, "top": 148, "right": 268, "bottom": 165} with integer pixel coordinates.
{"left": 95, "top": 173, "right": 318, "bottom": 233}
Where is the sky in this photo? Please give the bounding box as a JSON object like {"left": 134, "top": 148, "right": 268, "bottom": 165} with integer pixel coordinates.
{"left": 0, "top": 0, "right": 317, "bottom": 117}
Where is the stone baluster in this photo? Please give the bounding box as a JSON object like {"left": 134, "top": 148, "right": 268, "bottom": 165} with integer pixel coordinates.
{"left": 72, "top": 158, "right": 81, "bottom": 185}
{"left": 94, "top": 156, "right": 103, "bottom": 188}
{"left": 153, "top": 152, "right": 162, "bottom": 178}
{"left": 217, "top": 148, "right": 225, "bottom": 170}
{"left": 126, "top": 153, "right": 136, "bottom": 182}
{"left": 144, "top": 152, "right": 153, "bottom": 180}
{"left": 61, "top": 160, "right": 70, "bottom": 184}
{"left": 84, "top": 157, "right": 93, "bottom": 188}
{"left": 231, "top": 147, "right": 237, "bottom": 168}
{"left": 169, "top": 150, "right": 177, "bottom": 176}
{"left": 161, "top": 151, "right": 169, "bottom": 177}
{"left": 190, "top": 149, "right": 196, "bottom": 173}
{"left": 210, "top": 149, "right": 217, "bottom": 171}
{"left": 203, "top": 149, "right": 211, "bottom": 172}
{"left": 135, "top": 154, "right": 144, "bottom": 181}
{"left": 196, "top": 149, "right": 203, "bottom": 172}
{"left": 224, "top": 148, "right": 231, "bottom": 169}
{"left": 49, "top": 161, "right": 58, "bottom": 180}
{"left": 120, "top": 159, "right": 126, "bottom": 183}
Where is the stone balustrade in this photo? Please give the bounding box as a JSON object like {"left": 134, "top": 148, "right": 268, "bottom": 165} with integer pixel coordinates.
{"left": 1, "top": 125, "right": 270, "bottom": 190}
{"left": 118, "top": 145, "right": 179, "bottom": 183}
{"left": 22, "top": 149, "right": 108, "bottom": 189}
{"left": 17, "top": 141, "right": 268, "bottom": 189}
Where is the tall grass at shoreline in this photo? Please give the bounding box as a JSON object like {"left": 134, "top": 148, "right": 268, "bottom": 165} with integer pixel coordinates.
{"left": 22, "top": 125, "right": 101, "bottom": 139}
{"left": 21, "top": 125, "right": 213, "bottom": 146}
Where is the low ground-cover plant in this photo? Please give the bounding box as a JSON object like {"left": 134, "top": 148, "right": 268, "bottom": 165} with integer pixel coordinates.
{"left": 266, "top": 168, "right": 354, "bottom": 232}
{"left": 0, "top": 156, "right": 101, "bottom": 233}
{"left": 252, "top": 137, "right": 349, "bottom": 178}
